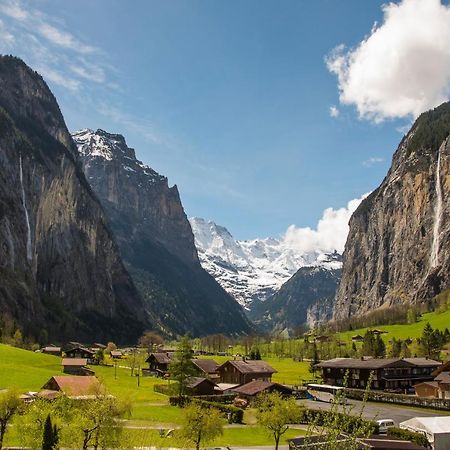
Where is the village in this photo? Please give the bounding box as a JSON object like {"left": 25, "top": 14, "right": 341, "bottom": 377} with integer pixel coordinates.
{"left": 2, "top": 328, "right": 450, "bottom": 450}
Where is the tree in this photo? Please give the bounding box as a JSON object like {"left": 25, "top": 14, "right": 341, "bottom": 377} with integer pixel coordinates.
{"left": 389, "top": 338, "right": 402, "bottom": 358}
{"left": 419, "top": 323, "right": 442, "bottom": 359}
{"left": 255, "top": 391, "right": 300, "bottom": 450}
{"left": 373, "top": 335, "right": 386, "bottom": 358}
{"left": 106, "top": 342, "right": 117, "bottom": 353}
{"left": 178, "top": 403, "right": 223, "bottom": 450}
{"left": 169, "top": 337, "right": 196, "bottom": 397}
{"left": 42, "top": 414, "right": 58, "bottom": 450}
{"left": 309, "top": 343, "right": 319, "bottom": 375}
{"left": 95, "top": 348, "right": 104, "bottom": 364}
{"left": 0, "top": 389, "right": 20, "bottom": 449}
{"left": 138, "top": 330, "right": 163, "bottom": 353}
{"left": 407, "top": 307, "right": 418, "bottom": 324}
{"left": 361, "top": 331, "right": 375, "bottom": 357}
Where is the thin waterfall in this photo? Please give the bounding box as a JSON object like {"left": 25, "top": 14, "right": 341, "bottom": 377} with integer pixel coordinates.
{"left": 430, "top": 149, "right": 443, "bottom": 269}
{"left": 19, "top": 155, "right": 33, "bottom": 261}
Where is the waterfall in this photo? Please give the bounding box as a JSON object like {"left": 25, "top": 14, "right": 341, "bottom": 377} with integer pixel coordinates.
{"left": 430, "top": 149, "right": 443, "bottom": 269}
{"left": 19, "top": 155, "right": 33, "bottom": 262}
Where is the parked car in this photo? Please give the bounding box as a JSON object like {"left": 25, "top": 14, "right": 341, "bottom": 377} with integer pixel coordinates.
{"left": 376, "top": 419, "right": 395, "bottom": 434}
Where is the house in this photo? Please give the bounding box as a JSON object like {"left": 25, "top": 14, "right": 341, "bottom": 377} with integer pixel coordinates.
{"left": 185, "top": 377, "right": 217, "bottom": 396}
{"left": 352, "top": 335, "right": 364, "bottom": 342}
{"left": 401, "top": 416, "right": 450, "bottom": 450}
{"left": 288, "top": 435, "right": 428, "bottom": 449}
{"left": 232, "top": 380, "right": 293, "bottom": 400}
{"left": 110, "top": 350, "right": 123, "bottom": 359}
{"left": 61, "top": 358, "right": 94, "bottom": 376}
{"left": 314, "top": 335, "right": 331, "bottom": 343}
{"left": 146, "top": 352, "right": 173, "bottom": 376}
{"left": 41, "top": 346, "right": 62, "bottom": 356}
{"left": 415, "top": 361, "right": 450, "bottom": 399}
{"left": 41, "top": 376, "right": 104, "bottom": 399}
{"left": 65, "top": 346, "right": 96, "bottom": 364}
{"left": 217, "top": 359, "right": 277, "bottom": 385}
{"left": 92, "top": 343, "right": 106, "bottom": 350}
{"left": 191, "top": 358, "right": 219, "bottom": 380}
{"left": 316, "top": 357, "right": 441, "bottom": 391}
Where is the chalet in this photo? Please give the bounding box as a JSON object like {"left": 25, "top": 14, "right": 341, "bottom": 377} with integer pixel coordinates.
{"left": 61, "top": 358, "right": 94, "bottom": 376}
{"left": 185, "top": 377, "right": 217, "bottom": 396}
{"left": 65, "top": 346, "right": 96, "bottom": 364}
{"left": 110, "top": 350, "right": 123, "bottom": 359}
{"left": 314, "top": 335, "right": 330, "bottom": 343}
{"left": 232, "top": 380, "right": 293, "bottom": 400}
{"left": 217, "top": 359, "right": 277, "bottom": 385}
{"left": 41, "top": 346, "right": 62, "bottom": 356}
{"left": 191, "top": 358, "right": 219, "bottom": 380}
{"left": 316, "top": 357, "right": 441, "bottom": 391}
{"left": 92, "top": 343, "right": 106, "bottom": 350}
{"left": 352, "top": 335, "right": 364, "bottom": 342}
{"left": 41, "top": 376, "right": 104, "bottom": 399}
{"left": 146, "top": 352, "right": 173, "bottom": 376}
{"left": 415, "top": 360, "right": 450, "bottom": 399}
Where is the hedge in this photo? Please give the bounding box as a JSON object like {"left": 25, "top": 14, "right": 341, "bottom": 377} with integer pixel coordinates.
{"left": 388, "top": 427, "right": 430, "bottom": 448}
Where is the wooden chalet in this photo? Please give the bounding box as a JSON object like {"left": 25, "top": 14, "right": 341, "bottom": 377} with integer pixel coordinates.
{"left": 232, "top": 380, "right": 292, "bottom": 400}
{"left": 146, "top": 352, "right": 173, "bottom": 376}
{"left": 191, "top": 358, "right": 219, "bottom": 380}
{"left": 110, "top": 350, "right": 123, "bottom": 359}
{"left": 217, "top": 359, "right": 277, "bottom": 385}
{"left": 185, "top": 377, "right": 217, "bottom": 396}
{"left": 415, "top": 360, "right": 450, "bottom": 399}
{"left": 41, "top": 346, "right": 62, "bottom": 356}
{"left": 41, "top": 376, "right": 104, "bottom": 399}
{"left": 316, "top": 357, "right": 441, "bottom": 391}
{"left": 65, "top": 346, "right": 96, "bottom": 364}
{"left": 61, "top": 358, "right": 94, "bottom": 376}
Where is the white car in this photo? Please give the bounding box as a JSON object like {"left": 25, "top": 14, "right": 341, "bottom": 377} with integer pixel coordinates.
{"left": 377, "top": 419, "right": 395, "bottom": 434}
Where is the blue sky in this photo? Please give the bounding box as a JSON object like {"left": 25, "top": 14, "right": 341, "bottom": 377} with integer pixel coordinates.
{"left": 1, "top": 0, "right": 449, "bottom": 242}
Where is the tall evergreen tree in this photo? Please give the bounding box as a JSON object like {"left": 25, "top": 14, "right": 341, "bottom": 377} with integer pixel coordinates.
{"left": 169, "top": 336, "right": 196, "bottom": 396}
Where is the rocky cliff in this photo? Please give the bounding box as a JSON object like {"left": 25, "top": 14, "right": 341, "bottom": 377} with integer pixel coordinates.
{"left": 335, "top": 102, "right": 450, "bottom": 319}
{"left": 0, "top": 56, "right": 147, "bottom": 342}
{"left": 250, "top": 254, "right": 342, "bottom": 334}
{"left": 73, "top": 129, "right": 252, "bottom": 337}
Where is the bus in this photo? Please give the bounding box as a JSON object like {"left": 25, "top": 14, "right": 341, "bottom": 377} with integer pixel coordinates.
{"left": 306, "top": 383, "right": 345, "bottom": 403}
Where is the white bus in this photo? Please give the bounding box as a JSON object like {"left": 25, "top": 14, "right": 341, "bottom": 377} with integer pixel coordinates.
{"left": 306, "top": 383, "right": 345, "bottom": 403}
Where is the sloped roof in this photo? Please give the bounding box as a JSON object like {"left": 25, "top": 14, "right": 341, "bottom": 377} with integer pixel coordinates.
{"left": 42, "top": 376, "right": 102, "bottom": 396}
{"left": 192, "top": 359, "right": 218, "bottom": 374}
{"left": 146, "top": 352, "right": 172, "bottom": 364}
{"left": 435, "top": 372, "right": 450, "bottom": 384}
{"left": 401, "top": 416, "right": 450, "bottom": 435}
{"left": 415, "top": 381, "right": 439, "bottom": 389}
{"left": 42, "top": 346, "right": 61, "bottom": 352}
{"left": 185, "top": 376, "right": 217, "bottom": 389}
{"left": 233, "top": 380, "right": 292, "bottom": 396}
{"left": 220, "top": 359, "right": 277, "bottom": 374}
{"left": 316, "top": 357, "right": 441, "bottom": 370}
{"left": 61, "top": 358, "right": 87, "bottom": 366}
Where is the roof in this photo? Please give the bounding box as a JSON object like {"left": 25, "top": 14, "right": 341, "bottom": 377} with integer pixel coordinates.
{"left": 185, "top": 377, "right": 217, "bottom": 389}
{"left": 316, "top": 357, "right": 441, "bottom": 370}
{"left": 146, "top": 352, "right": 172, "bottom": 364}
{"left": 61, "top": 358, "right": 87, "bottom": 366}
{"left": 42, "top": 346, "right": 61, "bottom": 352}
{"left": 219, "top": 359, "right": 277, "bottom": 374}
{"left": 192, "top": 359, "right": 219, "bottom": 374}
{"left": 37, "top": 389, "right": 61, "bottom": 400}
{"left": 435, "top": 372, "right": 450, "bottom": 384}
{"left": 216, "top": 383, "right": 240, "bottom": 391}
{"left": 415, "top": 381, "right": 439, "bottom": 389}
{"left": 65, "top": 346, "right": 95, "bottom": 355}
{"left": 233, "top": 380, "right": 277, "bottom": 396}
{"left": 110, "top": 350, "right": 122, "bottom": 356}
{"left": 401, "top": 416, "right": 450, "bottom": 435}
{"left": 42, "top": 376, "right": 103, "bottom": 396}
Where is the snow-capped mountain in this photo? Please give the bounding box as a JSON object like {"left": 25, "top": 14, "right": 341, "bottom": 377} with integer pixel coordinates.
{"left": 189, "top": 217, "right": 342, "bottom": 309}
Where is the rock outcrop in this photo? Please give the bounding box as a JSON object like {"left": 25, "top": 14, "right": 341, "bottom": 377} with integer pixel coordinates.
{"left": 0, "top": 56, "right": 146, "bottom": 342}
{"left": 335, "top": 102, "right": 450, "bottom": 319}
{"left": 73, "top": 129, "right": 252, "bottom": 337}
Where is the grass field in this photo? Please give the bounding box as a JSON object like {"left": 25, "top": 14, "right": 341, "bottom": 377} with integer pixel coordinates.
{"left": 337, "top": 309, "right": 450, "bottom": 344}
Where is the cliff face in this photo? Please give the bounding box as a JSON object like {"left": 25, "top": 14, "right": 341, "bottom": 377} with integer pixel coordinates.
{"left": 73, "top": 129, "right": 252, "bottom": 337}
{"left": 0, "top": 56, "right": 146, "bottom": 342}
{"left": 250, "top": 255, "right": 342, "bottom": 334}
{"left": 335, "top": 102, "right": 450, "bottom": 319}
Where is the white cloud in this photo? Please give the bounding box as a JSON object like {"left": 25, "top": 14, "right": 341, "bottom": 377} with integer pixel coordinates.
{"left": 326, "top": 0, "right": 450, "bottom": 123}
{"left": 362, "top": 156, "right": 384, "bottom": 167}
{"left": 329, "top": 105, "right": 340, "bottom": 118}
{"left": 282, "top": 194, "right": 368, "bottom": 254}
{"left": 37, "top": 23, "right": 96, "bottom": 54}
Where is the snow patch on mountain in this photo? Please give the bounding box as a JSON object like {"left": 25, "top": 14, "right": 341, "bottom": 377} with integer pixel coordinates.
{"left": 189, "top": 217, "right": 342, "bottom": 309}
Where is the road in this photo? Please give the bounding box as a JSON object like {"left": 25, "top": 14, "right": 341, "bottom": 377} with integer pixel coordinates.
{"left": 300, "top": 398, "right": 450, "bottom": 425}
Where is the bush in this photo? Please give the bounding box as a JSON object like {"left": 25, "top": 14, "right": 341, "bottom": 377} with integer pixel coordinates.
{"left": 298, "top": 409, "right": 378, "bottom": 435}
{"left": 388, "top": 427, "right": 430, "bottom": 447}
{"left": 192, "top": 399, "right": 244, "bottom": 423}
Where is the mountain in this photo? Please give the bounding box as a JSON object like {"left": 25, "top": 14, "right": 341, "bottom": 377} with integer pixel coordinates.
{"left": 189, "top": 217, "right": 342, "bottom": 310}
{"left": 0, "top": 56, "right": 146, "bottom": 343}
{"left": 335, "top": 102, "right": 450, "bottom": 320}
{"left": 251, "top": 257, "right": 342, "bottom": 335}
{"left": 73, "top": 129, "right": 252, "bottom": 337}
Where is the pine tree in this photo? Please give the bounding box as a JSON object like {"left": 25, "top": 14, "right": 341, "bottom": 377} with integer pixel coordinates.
{"left": 42, "top": 414, "right": 57, "bottom": 450}
{"left": 169, "top": 336, "right": 196, "bottom": 397}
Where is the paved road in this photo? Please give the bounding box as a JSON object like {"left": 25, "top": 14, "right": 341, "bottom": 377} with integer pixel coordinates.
{"left": 300, "top": 399, "right": 450, "bottom": 425}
